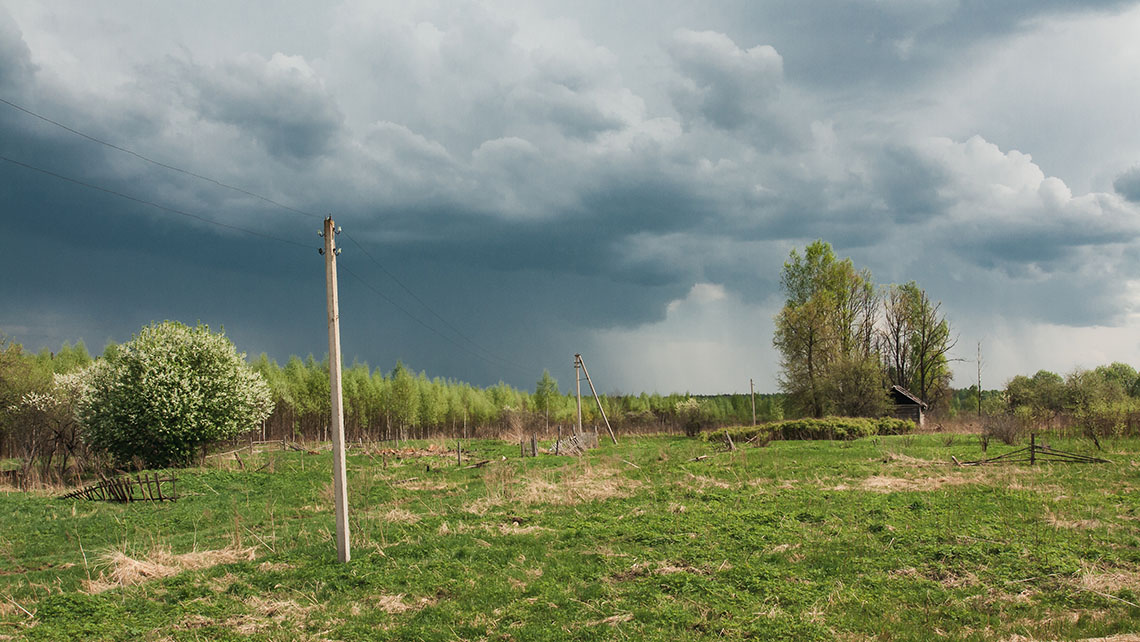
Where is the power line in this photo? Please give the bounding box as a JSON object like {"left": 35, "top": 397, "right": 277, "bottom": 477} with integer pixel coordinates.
{"left": 340, "top": 231, "right": 533, "bottom": 374}
{"left": 0, "top": 96, "right": 322, "bottom": 222}
{"left": 0, "top": 96, "right": 536, "bottom": 377}
{"left": 0, "top": 154, "right": 309, "bottom": 248}
{"left": 3, "top": 148, "right": 531, "bottom": 376}
{"left": 340, "top": 264, "right": 531, "bottom": 376}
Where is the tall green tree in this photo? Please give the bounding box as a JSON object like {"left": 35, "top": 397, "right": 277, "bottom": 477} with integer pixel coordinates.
{"left": 533, "top": 370, "right": 560, "bottom": 430}
{"left": 773, "top": 240, "right": 885, "bottom": 417}
{"left": 879, "top": 282, "right": 955, "bottom": 406}
{"left": 387, "top": 361, "right": 419, "bottom": 435}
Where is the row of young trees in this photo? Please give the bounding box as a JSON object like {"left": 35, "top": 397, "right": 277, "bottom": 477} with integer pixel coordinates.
{"left": 2, "top": 325, "right": 786, "bottom": 482}
{"left": 773, "top": 240, "right": 955, "bottom": 418}
{"left": 248, "top": 356, "right": 785, "bottom": 443}
{"left": 1002, "top": 363, "right": 1140, "bottom": 437}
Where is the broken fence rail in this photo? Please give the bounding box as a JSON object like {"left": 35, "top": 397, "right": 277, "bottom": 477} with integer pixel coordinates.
{"left": 954, "top": 438, "right": 1110, "bottom": 467}
{"left": 61, "top": 473, "right": 178, "bottom": 502}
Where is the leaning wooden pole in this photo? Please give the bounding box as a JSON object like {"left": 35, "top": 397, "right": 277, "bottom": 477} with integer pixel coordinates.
{"left": 576, "top": 355, "right": 617, "bottom": 444}
{"left": 323, "top": 216, "right": 351, "bottom": 563}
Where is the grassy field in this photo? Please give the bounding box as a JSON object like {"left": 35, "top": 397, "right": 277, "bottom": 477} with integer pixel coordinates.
{"left": 0, "top": 433, "right": 1138, "bottom": 641}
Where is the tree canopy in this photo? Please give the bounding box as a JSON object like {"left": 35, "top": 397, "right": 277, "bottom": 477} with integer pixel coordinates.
{"left": 774, "top": 240, "right": 954, "bottom": 418}
{"left": 79, "top": 321, "right": 273, "bottom": 468}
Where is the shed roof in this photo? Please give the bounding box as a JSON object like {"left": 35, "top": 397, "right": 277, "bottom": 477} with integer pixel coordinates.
{"left": 890, "top": 385, "right": 928, "bottom": 409}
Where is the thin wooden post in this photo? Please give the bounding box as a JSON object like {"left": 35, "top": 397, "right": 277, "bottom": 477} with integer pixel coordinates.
{"left": 556, "top": 425, "right": 561, "bottom": 455}
{"left": 576, "top": 355, "right": 617, "bottom": 444}
{"left": 1030, "top": 432, "right": 1036, "bottom": 465}
{"left": 750, "top": 379, "right": 756, "bottom": 426}
{"left": 457, "top": 440, "right": 462, "bottom": 466}
{"left": 531, "top": 433, "right": 537, "bottom": 457}
{"left": 323, "top": 216, "right": 351, "bottom": 563}
{"left": 977, "top": 341, "right": 983, "bottom": 418}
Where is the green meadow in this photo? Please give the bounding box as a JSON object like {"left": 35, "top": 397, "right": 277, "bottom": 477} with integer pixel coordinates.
{"left": 1, "top": 434, "right": 1137, "bottom": 641}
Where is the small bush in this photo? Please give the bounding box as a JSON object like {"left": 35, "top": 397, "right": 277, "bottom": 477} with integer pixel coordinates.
{"left": 702, "top": 416, "right": 915, "bottom": 444}
{"left": 982, "top": 414, "right": 1022, "bottom": 445}
{"left": 80, "top": 321, "right": 274, "bottom": 469}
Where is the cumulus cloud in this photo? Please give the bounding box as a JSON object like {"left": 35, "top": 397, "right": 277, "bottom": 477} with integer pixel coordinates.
{"left": 910, "top": 135, "right": 1140, "bottom": 270}
{"left": 4, "top": 1, "right": 1140, "bottom": 392}
{"left": 1114, "top": 166, "right": 1140, "bottom": 203}
{"left": 184, "top": 52, "right": 344, "bottom": 162}
{"left": 0, "top": 7, "right": 34, "bottom": 92}
{"left": 666, "top": 29, "right": 783, "bottom": 131}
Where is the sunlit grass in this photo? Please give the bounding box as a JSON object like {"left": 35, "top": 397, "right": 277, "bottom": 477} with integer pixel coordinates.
{"left": 1, "top": 434, "right": 1137, "bottom": 640}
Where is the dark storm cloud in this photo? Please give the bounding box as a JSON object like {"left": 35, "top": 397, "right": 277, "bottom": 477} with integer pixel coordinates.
{"left": 506, "top": 84, "right": 626, "bottom": 140}
{"left": 182, "top": 53, "right": 344, "bottom": 162}
{"left": 665, "top": 29, "right": 782, "bottom": 130}
{"left": 1115, "top": 166, "right": 1140, "bottom": 203}
{"left": 707, "top": 0, "right": 1136, "bottom": 91}
{"left": 873, "top": 145, "right": 951, "bottom": 223}
{"left": 0, "top": 8, "right": 34, "bottom": 92}
{"left": 4, "top": 1, "right": 1140, "bottom": 391}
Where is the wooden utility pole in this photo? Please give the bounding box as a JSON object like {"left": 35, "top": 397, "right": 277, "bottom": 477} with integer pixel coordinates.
{"left": 322, "top": 216, "right": 350, "bottom": 563}
{"left": 976, "top": 341, "right": 983, "bottom": 418}
{"left": 575, "top": 357, "right": 583, "bottom": 436}
{"left": 750, "top": 378, "right": 756, "bottom": 426}
{"left": 575, "top": 354, "right": 617, "bottom": 444}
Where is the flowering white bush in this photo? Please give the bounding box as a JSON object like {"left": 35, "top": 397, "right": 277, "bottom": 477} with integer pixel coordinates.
{"left": 79, "top": 321, "right": 273, "bottom": 468}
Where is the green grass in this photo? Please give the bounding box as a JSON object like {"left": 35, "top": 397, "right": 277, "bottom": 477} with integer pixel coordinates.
{"left": 1, "top": 434, "right": 1138, "bottom": 641}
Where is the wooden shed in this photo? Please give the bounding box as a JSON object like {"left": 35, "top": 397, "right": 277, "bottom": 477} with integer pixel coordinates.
{"left": 890, "top": 385, "right": 927, "bottom": 428}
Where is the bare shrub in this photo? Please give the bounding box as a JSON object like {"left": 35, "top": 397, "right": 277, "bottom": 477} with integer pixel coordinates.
{"left": 982, "top": 414, "right": 1022, "bottom": 445}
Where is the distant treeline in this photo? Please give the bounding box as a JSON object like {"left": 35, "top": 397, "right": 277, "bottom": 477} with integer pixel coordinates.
{"left": 0, "top": 336, "right": 788, "bottom": 461}
{"left": 247, "top": 354, "right": 787, "bottom": 442}
{"left": 14, "top": 331, "right": 1135, "bottom": 463}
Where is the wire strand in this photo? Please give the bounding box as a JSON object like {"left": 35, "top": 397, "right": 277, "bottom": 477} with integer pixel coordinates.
{"left": 340, "top": 231, "right": 533, "bottom": 374}
{"left": 339, "top": 264, "right": 530, "bottom": 376}
{"left": 0, "top": 96, "right": 323, "bottom": 221}
{"left": 0, "top": 154, "right": 310, "bottom": 248}
{"left": 1, "top": 96, "right": 535, "bottom": 378}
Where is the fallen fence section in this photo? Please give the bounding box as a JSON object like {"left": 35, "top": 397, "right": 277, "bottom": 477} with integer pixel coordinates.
{"left": 61, "top": 473, "right": 178, "bottom": 502}
{"left": 955, "top": 434, "right": 1110, "bottom": 466}
{"left": 551, "top": 431, "right": 599, "bottom": 457}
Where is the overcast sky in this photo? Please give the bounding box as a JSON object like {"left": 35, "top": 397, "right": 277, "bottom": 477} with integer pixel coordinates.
{"left": 3, "top": 1, "right": 1140, "bottom": 394}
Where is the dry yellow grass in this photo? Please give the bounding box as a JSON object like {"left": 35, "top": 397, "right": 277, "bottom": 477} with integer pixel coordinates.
{"left": 381, "top": 508, "right": 421, "bottom": 524}
{"left": 465, "top": 461, "right": 639, "bottom": 513}
{"left": 374, "top": 593, "right": 434, "bottom": 614}
{"left": 84, "top": 544, "right": 256, "bottom": 593}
